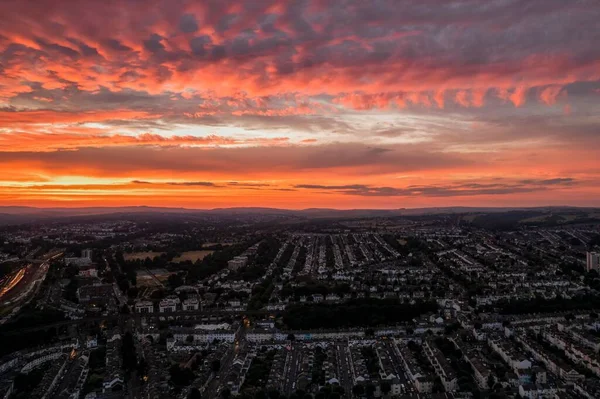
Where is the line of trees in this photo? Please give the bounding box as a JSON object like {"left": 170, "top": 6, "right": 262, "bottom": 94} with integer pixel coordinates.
{"left": 283, "top": 298, "right": 438, "bottom": 329}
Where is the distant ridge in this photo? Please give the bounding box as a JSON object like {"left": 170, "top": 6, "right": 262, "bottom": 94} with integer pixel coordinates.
{"left": 0, "top": 205, "right": 597, "bottom": 226}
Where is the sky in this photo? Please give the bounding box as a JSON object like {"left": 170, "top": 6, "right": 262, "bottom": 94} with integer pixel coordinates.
{"left": 0, "top": 0, "right": 599, "bottom": 209}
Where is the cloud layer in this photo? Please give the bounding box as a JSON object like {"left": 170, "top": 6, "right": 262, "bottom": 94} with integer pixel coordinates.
{"left": 0, "top": 0, "right": 599, "bottom": 208}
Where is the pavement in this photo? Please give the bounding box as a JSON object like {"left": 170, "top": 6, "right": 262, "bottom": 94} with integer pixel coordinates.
{"left": 204, "top": 325, "right": 246, "bottom": 398}
{"left": 336, "top": 342, "right": 354, "bottom": 397}
{"left": 283, "top": 343, "right": 301, "bottom": 395}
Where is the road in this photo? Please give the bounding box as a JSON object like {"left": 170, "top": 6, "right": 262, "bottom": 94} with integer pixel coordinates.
{"left": 203, "top": 325, "right": 246, "bottom": 398}
{"left": 283, "top": 343, "right": 301, "bottom": 396}
{"left": 2, "top": 309, "right": 271, "bottom": 334}
{"left": 336, "top": 342, "right": 354, "bottom": 398}
{"left": 384, "top": 340, "right": 416, "bottom": 395}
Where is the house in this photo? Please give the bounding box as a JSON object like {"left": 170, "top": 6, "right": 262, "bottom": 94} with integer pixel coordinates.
{"left": 423, "top": 339, "right": 458, "bottom": 392}
{"left": 134, "top": 301, "right": 154, "bottom": 313}
{"left": 518, "top": 383, "right": 558, "bottom": 399}
{"left": 182, "top": 298, "right": 200, "bottom": 311}
{"left": 159, "top": 298, "right": 177, "bottom": 313}
{"left": 77, "top": 283, "right": 114, "bottom": 306}
{"left": 228, "top": 256, "right": 248, "bottom": 270}
{"left": 86, "top": 336, "right": 98, "bottom": 349}
{"left": 78, "top": 265, "right": 98, "bottom": 278}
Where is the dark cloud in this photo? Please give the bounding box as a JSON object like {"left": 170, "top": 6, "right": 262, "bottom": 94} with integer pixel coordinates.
{"left": 104, "top": 39, "right": 132, "bottom": 52}
{"left": 179, "top": 14, "right": 199, "bottom": 33}
{"left": 189, "top": 35, "right": 211, "bottom": 56}
{"left": 132, "top": 180, "right": 218, "bottom": 187}
{"left": 228, "top": 182, "right": 272, "bottom": 187}
{"left": 295, "top": 178, "right": 578, "bottom": 197}
{"left": 520, "top": 178, "right": 576, "bottom": 186}
{"left": 143, "top": 33, "right": 165, "bottom": 53}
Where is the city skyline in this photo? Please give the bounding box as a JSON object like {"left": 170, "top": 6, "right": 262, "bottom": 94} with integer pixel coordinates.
{"left": 1, "top": 0, "right": 599, "bottom": 208}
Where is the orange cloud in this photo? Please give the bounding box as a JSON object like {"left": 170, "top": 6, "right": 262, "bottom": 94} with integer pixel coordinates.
{"left": 539, "top": 85, "right": 564, "bottom": 105}
{"left": 0, "top": 131, "right": 293, "bottom": 152}
{"left": 0, "top": 110, "right": 156, "bottom": 125}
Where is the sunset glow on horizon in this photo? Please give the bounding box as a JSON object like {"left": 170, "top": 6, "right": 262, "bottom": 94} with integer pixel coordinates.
{"left": 0, "top": 0, "right": 599, "bottom": 209}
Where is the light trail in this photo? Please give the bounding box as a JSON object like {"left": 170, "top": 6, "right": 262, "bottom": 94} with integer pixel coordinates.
{"left": 0, "top": 267, "right": 26, "bottom": 298}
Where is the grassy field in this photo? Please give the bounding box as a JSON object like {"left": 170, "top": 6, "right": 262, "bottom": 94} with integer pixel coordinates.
{"left": 173, "top": 250, "right": 215, "bottom": 263}
{"left": 124, "top": 251, "right": 164, "bottom": 261}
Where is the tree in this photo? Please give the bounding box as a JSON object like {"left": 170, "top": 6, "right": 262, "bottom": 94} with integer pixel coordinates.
{"left": 121, "top": 331, "right": 137, "bottom": 372}
{"left": 169, "top": 364, "right": 195, "bottom": 387}
{"left": 352, "top": 384, "right": 365, "bottom": 397}
{"left": 254, "top": 390, "right": 268, "bottom": 399}
{"left": 365, "top": 383, "right": 376, "bottom": 398}
{"left": 186, "top": 335, "right": 194, "bottom": 343}
{"left": 137, "top": 357, "right": 148, "bottom": 380}
{"left": 267, "top": 390, "right": 281, "bottom": 399}
{"left": 168, "top": 273, "right": 184, "bottom": 289}
{"left": 127, "top": 286, "right": 139, "bottom": 299}
{"left": 211, "top": 359, "right": 221, "bottom": 373}
{"left": 565, "top": 313, "right": 575, "bottom": 322}
{"left": 220, "top": 388, "right": 231, "bottom": 399}
{"left": 287, "top": 333, "right": 296, "bottom": 341}
{"left": 433, "top": 377, "right": 445, "bottom": 393}
{"left": 188, "top": 388, "right": 202, "bottom": 399}
{"left": 380, "top": 381, "right": 391, "bottom": 396}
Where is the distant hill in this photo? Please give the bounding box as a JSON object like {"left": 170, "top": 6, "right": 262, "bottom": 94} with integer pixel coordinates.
{"left": 0, "top": 205, "right": 598, "bottom": 226}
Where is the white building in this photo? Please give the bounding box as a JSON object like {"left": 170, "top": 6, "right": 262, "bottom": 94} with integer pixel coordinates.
{"left": 135, "top": 301, "right": 154, "bottom": 313}
{"left": 182, "top": 298, "right": 200, "bottom": 311}
{"left": 86, "top": 336, "right": 98, "bottom": 349}
{"left": 78, "top": 266, "right": 98, "bottom": 278}
{"left": 159, "top": 298, "right": 177, "bottom": 313}
{"left": 82, "top": 249, "right": 93, "bottom": 260}
{"left": 65, "top": 249, "right": 93, "bottom": 267}
{"left": 247, "top": 329, "right": 275, "bottom": 342}
{"left": 587, "top": 252, "right": 600, "bottom": 272}
{"left": 228, "top": 256, "right": 248, "bottom": 270}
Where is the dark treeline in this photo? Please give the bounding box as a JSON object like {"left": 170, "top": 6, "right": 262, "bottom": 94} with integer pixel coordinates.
{"left": 227, "top": 239, "right": 280, "bottom": 282}
{"left": 253, "top": 238, "right": 281, "bottom": 267}
{"left": 493, "top": 293, "right": 600, "bottom": 315}
{"left": 276, "top": 243, "right": 294, "bottom": 268}
{"left": 292, "top": 246, "right": 307, "bottom": 274}
{"left": 283, "top": 298, "right": 438, "bottom": 329}
{"left": 0, "top": 307, "right": 66, "bottom": 356}
{"left": 185, "top": 241, "right": 253, "bottom": 282}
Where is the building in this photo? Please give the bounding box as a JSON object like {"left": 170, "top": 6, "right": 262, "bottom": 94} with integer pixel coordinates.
{"left": 103, "top": 330, "right": 124, "bottom": 393}
{"left": 135, "top": 301, "right": 154, "bottom": 313}
{"left": 77, "top": 283, "right": 114, "bottom": 306}
{"left": 423, "top": 339, "right": 458, "bottom": 392}
{"left": 65, "top": 249, "right": 93, "bottom": 267}
{"left": 82, "top": 249, "right": 93, "bottom": 260}
{"left": 159, "top": 298, "right": 177, "bottom": 313}
{"left": 182, "top": 298, "right": 200, "bottom": 311}
{"left": 587, "top": 252, "right": 600, "bottom": 272}
{"left": 228, "top": 256, "right": 248, "bottom": 270}
{"left": 78, "top": 265, "right": 98, "bottom": 278}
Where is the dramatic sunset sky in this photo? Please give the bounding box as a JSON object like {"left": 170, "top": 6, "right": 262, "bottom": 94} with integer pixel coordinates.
{"left": 0, "top": 0, "right": 599, "bottom": 209}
